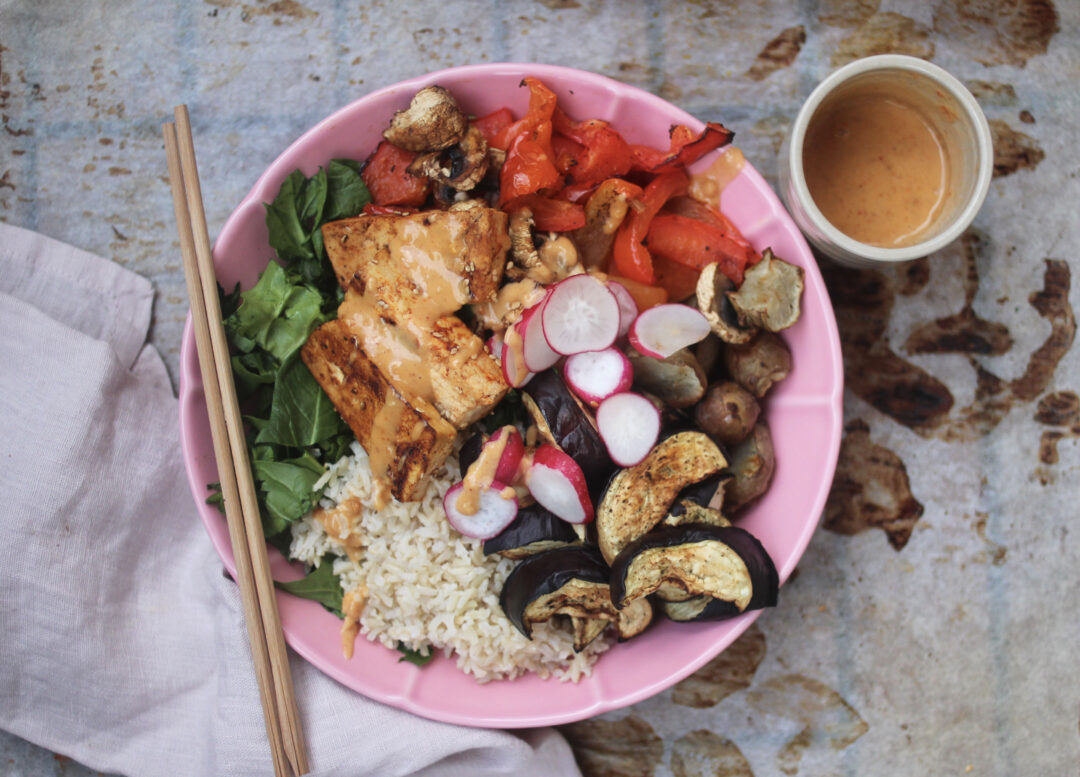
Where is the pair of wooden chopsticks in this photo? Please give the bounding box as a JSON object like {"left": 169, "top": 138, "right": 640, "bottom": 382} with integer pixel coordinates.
{"left": 163, "top": 106, "right": 310, "bottom": 777}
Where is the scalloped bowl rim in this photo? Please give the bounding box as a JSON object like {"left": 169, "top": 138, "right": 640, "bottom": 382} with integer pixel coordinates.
{"left": 178, "top": 62, "right": 843, "bottom": 728}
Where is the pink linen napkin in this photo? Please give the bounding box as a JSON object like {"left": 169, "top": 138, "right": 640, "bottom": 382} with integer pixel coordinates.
{"left": 0, "top": 222, "right": 582, "bottom": 777}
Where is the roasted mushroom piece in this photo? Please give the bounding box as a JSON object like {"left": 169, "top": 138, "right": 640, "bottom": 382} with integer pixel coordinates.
{"left": 723, "top": 422, "right": 775, "bottom": 513}
{"left": 696, "top": 262, "right": 754, "bottom": 345}
{"left": 595, "top": 430, "right": 728, "bottom": 564}
{"left": 628, "top": 348, "right": 708, "bottom": 409}
{"left": 722, "top": 331, "right": 792, "bottom": 398}
{"left": 408, "top": 126, "right": 490, "bottom": 191}
{"left": 609, "top": 524, "right": 778, "bottom": 616}
{"left": 483, "top": 503, "right": 580, "bottom": 559}
{"left": 727, "top": 248, "right": 804, "bottom": 332}
{"left": 383, "top": 85, "right": 468, "bottom": 152}
{"left": 500, "top": 547, "right": 613, "bottom": 639}
{"left": 694, "top": 380, "right": 761, "bottom": 447}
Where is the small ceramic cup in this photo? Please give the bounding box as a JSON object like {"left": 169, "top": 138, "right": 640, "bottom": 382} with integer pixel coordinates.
{"left": 779, "top": 55, "right": 993, "bottom": 268}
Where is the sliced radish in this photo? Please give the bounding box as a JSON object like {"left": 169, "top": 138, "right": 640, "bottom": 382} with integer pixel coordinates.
{"left": 563, "top": 347, "right": 634, "bottom": 406}
{"left": 520, "top": 298, "right": 561, "bottom": 372}
{"left": 500, "top": 322, "right": 534, "bottom": 388}
{"left": 443, "top": 480, "right": 518, "bottom": 539}
{"left": 486, "top": 333, "right": 504, "bottom": 360}
{"left": 541, "top": 274, "right": 621, "bottom": 355}
{"left": 628, "top": 303, "right": 711, "bottom": 359}
{"left": 607, "top": 281, "right": 639, "bottom": 339}
{"left": 595, "top": 392, "right": 661, "bottom": 467}
{"left": 487, "top": 426, "right": 525, "bottom": 484}
{"left": 526, "top": 445, "right": 594, "bottom": 524}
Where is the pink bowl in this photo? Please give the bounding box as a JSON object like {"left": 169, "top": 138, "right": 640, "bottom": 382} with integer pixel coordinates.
{"left": 178, "top": 63, "right": 843, "bottom": 728}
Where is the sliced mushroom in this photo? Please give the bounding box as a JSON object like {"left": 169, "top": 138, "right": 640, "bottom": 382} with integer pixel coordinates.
{"left": 507, "top": 207, "right": 542, "bottom": 280}
{"left": 383, "top": 85, "right": 468, "bottom": 152}
{"left": 571, "top": 179, "right": 636, "bottom": 271}
{"left": 596, "top": 430, "right": 728, "bottom": 565}
{"left": 696, "top": 262, "right": 754, "bottom": 345}
{"left": 407, "top": 126, "right": 489, "bottom": 191}
{"left": 722, "top": 331, "right": 792, "bottom": 398}
{"left": 723, "top": 422, "right": 775, "bottom": 513}
{"left": 609, "top": 524, "right": 778, "bottom": 615}
{"left": 694, "top": 380, "right": 761, "bottom": 447}
{"left": 628, "top": 348, "right": 708, "bottom": 409}
{"left": 726, "top": 248, "right": 804, "bottom": 332}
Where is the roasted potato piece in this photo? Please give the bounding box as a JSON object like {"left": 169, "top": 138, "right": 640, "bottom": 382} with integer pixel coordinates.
{"left": 694, "top": 380, "right": 761, "bottom": 446}
{"left": 722, "top": 331, "right": 792, "bottom": 398}
{"left": 628, "top": 348, "right": 708, "bottom": 409}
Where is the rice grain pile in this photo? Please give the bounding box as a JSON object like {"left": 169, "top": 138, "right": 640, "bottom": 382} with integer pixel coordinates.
{"left": 290, "top": 441, "right": 612, "bottom": 682}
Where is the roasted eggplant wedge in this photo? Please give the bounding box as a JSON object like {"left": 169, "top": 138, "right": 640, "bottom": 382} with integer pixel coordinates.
{"left": 614, "top": 597, "right": 654, "bottom": 641}
{"left": 500, "top": 546, "right": 612, "bottom": 639}
{"left": 609, "top": 524, "right": 778, "bottom": 616}
{"left": 570, "top": 615, "right": 611, "bottom": 651}
{"left": 483, "top": 503, "right": 580, "bottom": 559}
{"left": 596, "top": 431, "right": 728, "bottom": 564}
{"left": 522, "top": 371, "right": 615, "bottom": 501}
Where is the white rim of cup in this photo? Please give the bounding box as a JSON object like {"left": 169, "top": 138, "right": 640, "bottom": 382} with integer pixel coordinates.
{"left": 788, "top": 55, "right": 994, "bottom": 264}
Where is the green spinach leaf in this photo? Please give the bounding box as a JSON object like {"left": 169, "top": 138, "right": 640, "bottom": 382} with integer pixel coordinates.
{"left": 252, "top": 451, "right": 326, "bottom": 533}
{"left": 396, "top": 643, "right": 435, "bottom": 667}
{"left": 324, "top": 159, "right": 371, "bottom": 222}
{"left": 265, "top": 170, "right": 314, "bottom": 263}
{"left": 256, "top": 354, "right": 346, "bottom": 448}
{"left": 275, "top": 556, "right": 344, "bottom": 617}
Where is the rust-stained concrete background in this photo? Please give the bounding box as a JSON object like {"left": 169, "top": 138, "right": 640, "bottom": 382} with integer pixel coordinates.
{"left": 1, "top": 0, "right": 1077, "bottom": 775}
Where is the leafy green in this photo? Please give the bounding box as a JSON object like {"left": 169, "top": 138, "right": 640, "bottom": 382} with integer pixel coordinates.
{"left": 256, "top": 354, "right": 347, "bottom": 448}
{"left": 324, "top": 159, "right": 370, "bottom": 222}
{"left": 223, "top": 261, "right": 328, "bottom": 361}
{"left": 265, "top": 170, "right": 313, "bottom": 263}
{"left": 396, "top": 643, "right": 435, "bottom": 667}
{"left": 252, "top": 451, "right": 326, "bottom": 535}
{"left": 481, "top": 389, "right": 525, "bottom": 433}
{"left": 275, "top": 556, "right": 344, "bottom": 617}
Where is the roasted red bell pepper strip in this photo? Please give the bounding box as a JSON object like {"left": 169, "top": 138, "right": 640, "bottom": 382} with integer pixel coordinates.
{"left": 611, "top": 169, "right": 689, "bottom": 284}
{"left": 503, "top": 194, "right": 586, "bottom": 231}
{"left": 663, "top": 195, "right": 754, "bottom": 252}
{"left": 471, "top": 107, "right": 514, "bottom": 145}
{"left": 651, "top": 256, "right": 702, "bottom": 301}
{"left": 361, "top": 141, "right": 430, "bottom": 207}
{"left": 606, "top": 275, "right": 669, "bottom": 311}
{"left": 490, "top": 78, "right": 557, "bottom": 151}
{"left": 499, "top": 131, "right": 561, "bottom": 206}
{"left": 630, "top": 122, "right": 734, "bottom": 174}
{"left": 558, "top": 179, "right": 602, "bottom": 204}
{"left": 552, "top": 108, "right": 632, "bottom": 183}
{"left": 551, "top": 132, "right": 586, "bottom": 176}
{"left": 646, "top": 213, "right": 755, "bottom": 285}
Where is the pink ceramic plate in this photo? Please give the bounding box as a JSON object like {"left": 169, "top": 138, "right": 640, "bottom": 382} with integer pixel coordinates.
{"left": 178, "top": 63, "right": 843, "bottom": 728}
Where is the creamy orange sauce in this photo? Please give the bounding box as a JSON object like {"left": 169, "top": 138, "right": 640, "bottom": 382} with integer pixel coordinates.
{"left": 312, "top": 496, "right": 366, "bottom": 561}
{"left": 367, "top": 390, "right": 407, "bottom": 510}
{"left": 803, "top": 86, "right": 950, "bottom": 247}
{"left": 473, "top": 279, "right": 546, "bottom": 332}
{"left": 456, "top": 425, "right": 513, "bottom": 515}
{"left": 340, "top": 584, "right": 368, "bottom": 659}
{"left": 689, "top": 146, "right": 745, "bottom": 207}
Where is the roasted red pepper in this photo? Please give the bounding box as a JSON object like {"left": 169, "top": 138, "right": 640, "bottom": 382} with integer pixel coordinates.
{"left": 551, "top": 132, "right": 586, "bottom": 176}
{"left": 490, "top": 78, "right": 558, "bottom": 151}
{"left": 646, "top": 213, "right": 755, "bottom": 285}
{"left": 663, "top": 196, "right": 754, "bottom": 253}
{"left": 499, "top": 131, "right": 561, "bottom": 206}
{"left": 503, "top": 194, "right": 586, "bottom": 231}
{"left": 611, "top": 169, "right": 689, "bottom": 284}
{"left": 552, "top": 108, "right": 632, "bottom": 183}
{"left": 630, "top": 122, "right": 734, "bottom": 174}
{"left": 471, "top": 107, "right": 514, "bottom": 145}
{"left": 361, "top": 141, "right": 430, "bottom": 208}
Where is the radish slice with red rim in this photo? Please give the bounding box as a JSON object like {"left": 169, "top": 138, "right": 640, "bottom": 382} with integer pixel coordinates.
{"left": 443, "top": 480, "right": 519, "bottom": 539}
{"left": 500, "top": 322, "right": 534, "bottom": 388}
{"left": 562, "top": 347, "right": 634, "bottom": 406}
{"left": 526, "top": 445, "right": 594, "bottom": 524}
{"left": 487, "top": 426, "right": 525, "bottom": 484}
{"left": 607, "top": 281, "right": 639, "bottom": 339}
{"left": 628, "top": 303, "right": 711, "bottom": 359}
{"left": 520, "top": 298, "right": 561, "bottom": 372}
{"left": 596, "top": 392, "right": 662, "bottom": 467}
{"left": 541, "top": 274, "right": 621, "bottom": 355}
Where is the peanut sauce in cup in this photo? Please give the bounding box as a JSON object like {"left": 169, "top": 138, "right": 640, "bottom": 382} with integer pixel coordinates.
{"left": 779, "top": 55, "right": 993, "bottom": 268}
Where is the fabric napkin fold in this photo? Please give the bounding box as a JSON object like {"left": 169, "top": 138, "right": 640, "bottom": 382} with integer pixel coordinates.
{"left": 0, "top": 222, "right": 583, "bottom": 777}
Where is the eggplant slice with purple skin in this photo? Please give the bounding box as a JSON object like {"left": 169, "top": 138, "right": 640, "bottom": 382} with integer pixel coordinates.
{"left": 500, "top": 546, "right": 612, "bottom": 640}
{"left": 483, "top": 502, "right": 580, "bottom": 559}
{"left": 609, "top": 524, "right": 778, "bottom": 618}
{"left": 595, "top": 430, "right": 728, "bottom": 565}
{"left": 522, "top": 371, "right": 615, "bottom": 502}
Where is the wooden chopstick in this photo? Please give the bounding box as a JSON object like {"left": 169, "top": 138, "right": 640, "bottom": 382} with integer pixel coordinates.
{"left": 164, "top": 107, "right": 309, "bottom": 777}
